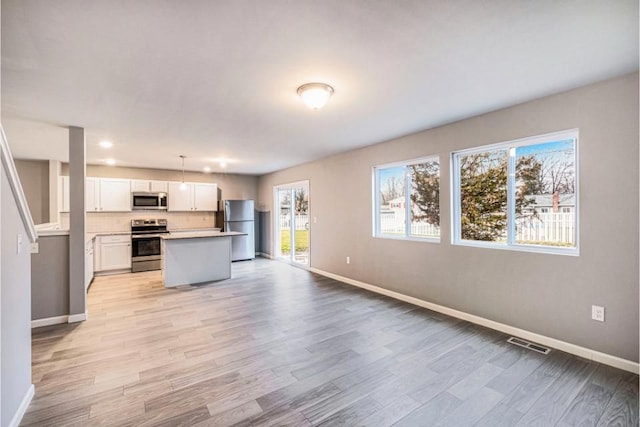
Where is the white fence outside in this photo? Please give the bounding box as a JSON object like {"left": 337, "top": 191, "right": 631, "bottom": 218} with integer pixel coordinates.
{"left": 282, "top": 212, "right": 575, "bottom": 245}
{"left": 515, "top": 212, "right": 575, "bottom": 244}
{"left": 380, "top": 212, "right": 440, "bottom": 237}
{"left": 280, "top": 214, "right": 310, "bottom": 230}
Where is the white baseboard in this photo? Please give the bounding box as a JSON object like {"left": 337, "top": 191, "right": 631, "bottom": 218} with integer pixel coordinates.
{"left": 257, "top": 252, "right": 274, "bottom": 259}
{"left": 308, "top": 267, "right": 640, "bottom": 374}
{"left": 31, "top": 315, "right": 68, "bottom": 328}
{"left": 8, "top": 384, "right": 34, "bottom": 427}
{"left": 68, "top": 311, "right": 88, "bottom": 323}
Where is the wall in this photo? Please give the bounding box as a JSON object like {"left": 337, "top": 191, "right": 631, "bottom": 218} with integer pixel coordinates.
{"left": 258, "top": 73, "right": 639, "bottom": 362}
{"left": 31, "top": 235, "right": 69, "bottom": 320}
{"left": 1, "top": 163, "right": 33, "bottom": 426}
{"left": 14, "top": 159, "right": 49, "bottom": 225}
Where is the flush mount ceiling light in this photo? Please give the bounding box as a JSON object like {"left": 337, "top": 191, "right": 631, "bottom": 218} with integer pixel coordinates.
{"left": 179, "top": 155, "right": 188, "bottom": 190}
{"left": 297, "top": 82, "right": 334, "bottom": 110}
{"left": 203, "top": 166, "right": 211, "bottom": 173}
{"left": 104, "top": 158, "right": 116, "bottom": 166}
{"left": 99, "top": 140, "right": 113, "bottom": 149}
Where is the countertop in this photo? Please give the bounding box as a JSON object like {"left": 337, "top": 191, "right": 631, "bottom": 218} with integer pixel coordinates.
{"left": 162, "top": 231, "right": 245, "bottom": 240}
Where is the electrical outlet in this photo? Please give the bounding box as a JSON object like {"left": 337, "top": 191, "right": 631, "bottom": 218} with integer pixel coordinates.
{"left": 346, "top": 256, "right": 350, "bottom": 264}
{"left": 591, "top": 305, "right": 605, "bottom": 322}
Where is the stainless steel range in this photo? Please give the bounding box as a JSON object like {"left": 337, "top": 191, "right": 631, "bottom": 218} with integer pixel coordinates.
{"left": 131, "top": 219, "right": 169, "bottom": 272}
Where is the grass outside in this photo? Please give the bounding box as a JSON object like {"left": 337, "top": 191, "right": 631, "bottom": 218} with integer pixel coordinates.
{"left": 280, "top": 229, "right": 309, "bottom": 255}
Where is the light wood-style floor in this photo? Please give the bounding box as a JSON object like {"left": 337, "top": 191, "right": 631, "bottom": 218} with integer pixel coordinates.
{"left": 24, "top": 258, "right": 638, "bottom": 426}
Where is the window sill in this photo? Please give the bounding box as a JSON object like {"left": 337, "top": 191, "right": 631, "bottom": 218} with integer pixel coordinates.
{"left": 374, "top": 234, "right": 440, "bottom": 244}
{"left": 452, "top": 239, "right": 579, "bottom": 256}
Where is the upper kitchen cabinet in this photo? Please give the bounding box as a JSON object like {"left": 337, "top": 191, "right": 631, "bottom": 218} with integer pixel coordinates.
{"left": 87, "top": 178, "right": 131, "bottom": 212}
{"left": 168, "top": 182, "right": 218, "bottom": 211}
{"left": 193, "top": 183, "right": 218, "bottom": 211}
{"left": 131, "top": 180, "right": 169, "bottom": 193}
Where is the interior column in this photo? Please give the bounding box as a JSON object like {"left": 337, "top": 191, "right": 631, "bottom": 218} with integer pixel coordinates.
{"left": 68, "top": 126, "right": 86, "bottom": 321}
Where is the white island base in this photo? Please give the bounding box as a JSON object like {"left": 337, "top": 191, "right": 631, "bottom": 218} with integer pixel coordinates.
{"left": 162, "top": 231, "right": 245, "bottom": 288}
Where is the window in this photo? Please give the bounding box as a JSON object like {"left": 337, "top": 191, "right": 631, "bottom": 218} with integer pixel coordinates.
{"left": 373, "top": 157, "right": 440, "bottom": 240}
{"left": 452, "top": 130, "right": 578, "bottom": 254}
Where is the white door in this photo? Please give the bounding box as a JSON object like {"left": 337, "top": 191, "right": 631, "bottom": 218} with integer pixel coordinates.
{"left": 86, "top": 177, "right": 99, "bottom": 212}
{"left": 274, "top": 181, "right": 309, "bottom": 265}
{"left": 193, "top": 183, "right": 217, "bottom": 211}
{"left": 100, "top": 242, "right": 131, "bottom": 270}
{"left": 100, "top": 179, "right": 131, "bottom": 211}
{"left": 168, "top": 182, "right": 194, "bottom": 211}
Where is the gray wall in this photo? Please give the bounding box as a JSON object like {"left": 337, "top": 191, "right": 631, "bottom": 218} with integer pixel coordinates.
{"left": 62, "top": 164, "right": 259, "bottom": 201}
{"left": 1, "top": 163, "right": 33, "bottom": 426}
{"left": 258, "top": 73, "right": 639, "bottom": 362}
{"left": 14, "top": 159, "right": 49, "bottom": 225}
{"left": 31, "top": 234, "right": 70, "bottom": 321}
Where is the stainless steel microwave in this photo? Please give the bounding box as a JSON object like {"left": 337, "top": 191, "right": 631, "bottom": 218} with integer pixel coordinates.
{"left": 132, "top": 192, "right": 167, "bottom": 210}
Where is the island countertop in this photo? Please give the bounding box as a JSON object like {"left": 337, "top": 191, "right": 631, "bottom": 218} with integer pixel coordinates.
{"left": 162, "top": 231, "right": 246, "bottom": 240}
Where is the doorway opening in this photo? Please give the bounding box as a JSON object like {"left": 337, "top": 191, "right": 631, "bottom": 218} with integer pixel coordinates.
{"left": 274, "top": 181, "right": 309, "bottom": 265}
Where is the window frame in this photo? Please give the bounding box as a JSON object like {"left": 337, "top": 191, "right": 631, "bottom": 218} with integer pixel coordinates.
{"left": 372, "top": 155, "right": 440, "bottom": 242}
{"left": 451, "top": 129, "right": 579, "bottom": 256}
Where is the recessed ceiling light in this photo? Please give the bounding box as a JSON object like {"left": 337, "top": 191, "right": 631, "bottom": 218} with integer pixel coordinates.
{"left": 105, "top": 158, "right": 116, "bottom": 166}
{"left": 99, "top": 140, "right": 113, "bottom": 149}
{"left": 219, "top": 161, "right": 227, "bottom": 168}
{"left": 203, "top": 166, "right": 211, "bottom": 173}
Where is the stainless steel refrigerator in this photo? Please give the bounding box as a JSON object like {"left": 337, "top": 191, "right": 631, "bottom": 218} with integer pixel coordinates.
{"left": 219, "top": 199, "right": 255, "bottom": 261}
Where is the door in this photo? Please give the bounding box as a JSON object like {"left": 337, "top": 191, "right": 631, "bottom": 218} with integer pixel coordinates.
{"left": 193, "top": 183, "right": 217, "bottom": 211}
{"left": 168, "top": 182, "right": 193, "bottom": 211}
{"left": 226, "top": 221, "right": 255, "bottom": 261}
{"left": 99, "top": 179, "right": 131, "bottom": 211}
{"left": 224, "top": 200, "right": 254, "bottom": 221}
{"left": 274, "top": 181, "right": 309, "bottom": 265}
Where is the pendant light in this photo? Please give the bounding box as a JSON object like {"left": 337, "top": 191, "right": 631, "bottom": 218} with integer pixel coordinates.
{"left": 179, "top": 155, "right": 188, "bottom": 191}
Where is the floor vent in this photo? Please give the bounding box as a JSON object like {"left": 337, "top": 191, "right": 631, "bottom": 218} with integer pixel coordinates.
{"left": 507, "top": 337, "right": 551, "bottom": 354}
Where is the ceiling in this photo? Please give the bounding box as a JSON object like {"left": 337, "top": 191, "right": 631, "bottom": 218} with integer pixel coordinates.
{"left": 1, "top": 1, "right": 637, "bottom": 175}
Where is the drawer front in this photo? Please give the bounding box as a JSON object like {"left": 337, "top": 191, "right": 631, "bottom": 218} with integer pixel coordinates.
{"left": 99, "top": 235, "right": 131, "bottom": 244}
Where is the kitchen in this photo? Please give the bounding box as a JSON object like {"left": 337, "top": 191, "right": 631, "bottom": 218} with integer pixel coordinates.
{"left": 18, "top": 158, "right": 263, "bottom": 326}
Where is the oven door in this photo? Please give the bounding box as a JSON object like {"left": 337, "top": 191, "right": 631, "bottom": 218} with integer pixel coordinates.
{"left": 131, "top": 236, "right": 162, "bottom": 261}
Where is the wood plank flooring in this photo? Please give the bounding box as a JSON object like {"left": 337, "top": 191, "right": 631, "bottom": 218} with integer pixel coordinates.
{"left": 24, "top": 258, "right": 638, "bottom": 426}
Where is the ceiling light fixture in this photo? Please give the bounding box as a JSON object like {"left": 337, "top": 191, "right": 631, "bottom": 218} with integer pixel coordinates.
{"left": 179, "top": 155, "right": 187, "bottom": 190}
{"left": 297, "top": 82, "right": 334, "bottom": 110}
{"left": 203, "top": 166, "right": 211, "bottom": 173}
{"left": 105, "top": 158, "right": 116, "bottom": 166}
{"left": 219, "top": 161, "right": 227, "bottom": 169}
{"left": 99, "top": 140, "right": 113, "bottom": 149}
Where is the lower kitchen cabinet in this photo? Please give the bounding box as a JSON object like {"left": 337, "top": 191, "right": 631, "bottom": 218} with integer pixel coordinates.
{"left": 94, "top": 235, "right": 131, "bottom": 272}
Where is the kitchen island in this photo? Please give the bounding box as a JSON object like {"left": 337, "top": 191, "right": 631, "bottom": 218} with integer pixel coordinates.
{"left": 161, "top": 231, "right": 246, "bottom": 288}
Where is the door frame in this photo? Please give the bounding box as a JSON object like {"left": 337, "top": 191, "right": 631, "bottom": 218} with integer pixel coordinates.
{"left": 273, "top": 180, "right": 310, "bottom": 266}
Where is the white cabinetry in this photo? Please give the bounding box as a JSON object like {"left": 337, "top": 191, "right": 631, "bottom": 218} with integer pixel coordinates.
{"left": 193, "top": 183, "right": 218, "bottom": 211}
{"left": 131, "top": 180, "right": 168, "bottom": 193}
{"left": 59, "top": 176, "right": 70, "bottom": 212}
{"left": 168, "top": 182, "right": 217, "bottom": 211}
{"left": 86, "top": 178, "right": 131, "bottom": 212}
{"left": 85, "top": 238, "right": 94, "bottom": 290}
{"left": 95, "top": 235, "right": 131, "bottom": 272}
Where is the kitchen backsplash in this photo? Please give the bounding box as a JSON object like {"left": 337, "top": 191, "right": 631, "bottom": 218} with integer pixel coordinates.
{"left": 60, "top": 211, "right": 216, "bottom": 232}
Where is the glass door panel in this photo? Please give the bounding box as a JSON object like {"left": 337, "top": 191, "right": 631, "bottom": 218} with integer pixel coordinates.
{"left": 275, "top": 182, "right": 309, "bottom": 265}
